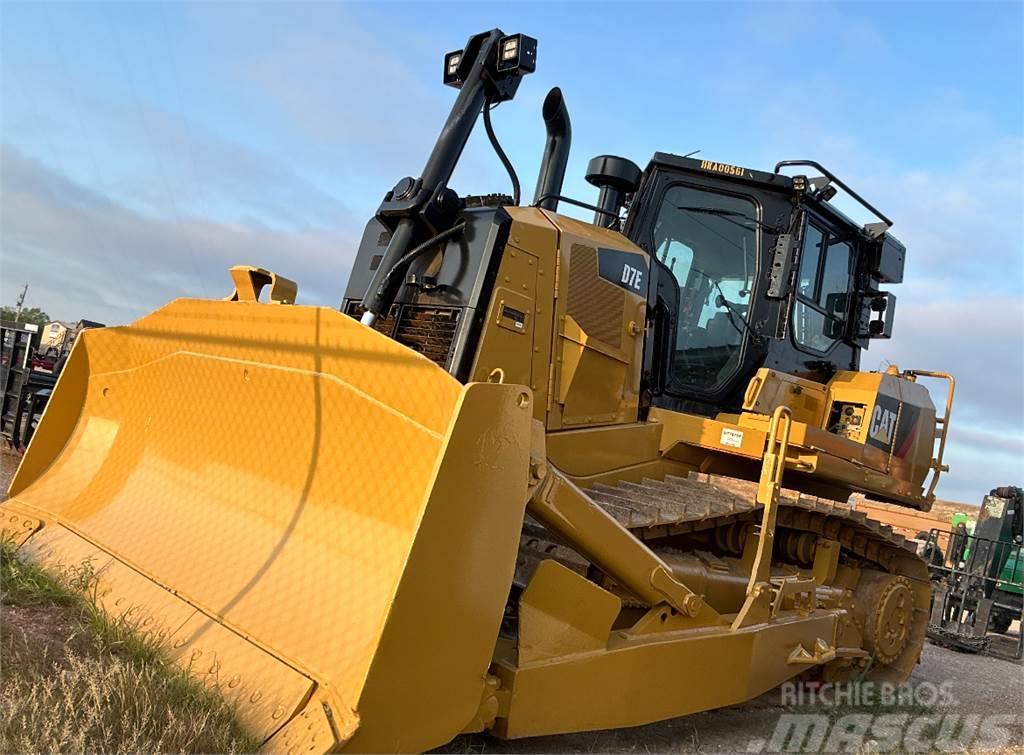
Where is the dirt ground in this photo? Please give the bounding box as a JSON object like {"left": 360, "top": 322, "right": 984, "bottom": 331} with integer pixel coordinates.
{"left": 0, "top": 450, "right": 17, "bottom": 497}
{"left": 3, "top": 451, "right": 1021, "bottom": 753}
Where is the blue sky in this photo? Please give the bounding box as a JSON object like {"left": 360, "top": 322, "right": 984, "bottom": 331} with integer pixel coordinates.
{"left": 1, "top": 1, "right": 1021, "bottom": 501}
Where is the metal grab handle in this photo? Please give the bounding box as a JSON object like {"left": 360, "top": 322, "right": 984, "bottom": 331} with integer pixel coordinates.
{"left": 730, "top": 406, "right": 794, "bottom": 630}
{"left": 226, "top": 265, "right": 297, "bottom": 305}
{"left": 747, "top": 406, "right": 794, "bottom": 590}
{"left": 773, "top": 159, "right": 892, "bottom": 229}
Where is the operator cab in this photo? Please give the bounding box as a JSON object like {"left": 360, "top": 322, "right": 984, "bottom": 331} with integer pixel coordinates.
{"left": 621, "top": 154, "right": 905, "bottom": 417}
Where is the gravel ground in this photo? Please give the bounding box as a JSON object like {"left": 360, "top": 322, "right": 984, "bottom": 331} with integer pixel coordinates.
{"left": 439, "top": 642, "right": 1023, "bottom": 753}
{"left": 4, "top": 451, "right": 1021, "bottom": 752}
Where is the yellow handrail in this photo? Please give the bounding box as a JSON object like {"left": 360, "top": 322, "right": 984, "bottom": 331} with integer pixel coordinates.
{"left": 906, "top": 370, "right": 955, "bottom": 500}
{"left": 731, "top": 406, "right": 793, "bottom": 630}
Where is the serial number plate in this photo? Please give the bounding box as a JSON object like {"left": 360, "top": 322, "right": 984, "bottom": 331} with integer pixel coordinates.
{"left": 501, "top": 305, "right": 526, "bottom": 329}
{"left": 720, "top": 428, "right": 744, "bottom": 448}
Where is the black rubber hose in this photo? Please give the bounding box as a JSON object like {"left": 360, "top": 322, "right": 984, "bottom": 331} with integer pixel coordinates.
{"left": 483, "top": 97, "right": 521, "bottom": 206}
{"left": 376, "top": 221, "right": 468, "bottom": 298}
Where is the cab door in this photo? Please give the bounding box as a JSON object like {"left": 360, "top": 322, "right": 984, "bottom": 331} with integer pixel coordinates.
{"left": 790, "top": 211, "right": 857, "bottom": 358}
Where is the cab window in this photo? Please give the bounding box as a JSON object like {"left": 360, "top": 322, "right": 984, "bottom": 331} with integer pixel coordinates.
{"left": 793, "top": 220, "right": 853, "bottom": 352}
{"left": 652, "top": 184, "right": 758, "bottom": 392}
{"left": 820, "top": 241, "right": 852, "bottom": 313}
{"left": 798, "top": 225, "right": 824, "bottom": 297}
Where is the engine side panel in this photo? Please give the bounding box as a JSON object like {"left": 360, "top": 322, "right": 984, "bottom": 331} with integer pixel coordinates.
{"left": 469, "top": 208, "right": 648, "bottom": 430}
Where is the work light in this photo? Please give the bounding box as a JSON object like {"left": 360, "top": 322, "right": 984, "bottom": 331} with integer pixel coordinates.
{"left": 496, "top": 34, "right": 537, "bottom": 75}
{"left": 443, "top": 49, "right": 464, "bottom": 87}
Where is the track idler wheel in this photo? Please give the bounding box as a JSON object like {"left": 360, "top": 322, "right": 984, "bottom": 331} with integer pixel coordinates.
{"left": 858, "top": 571, "right": 916, "bottom": 668}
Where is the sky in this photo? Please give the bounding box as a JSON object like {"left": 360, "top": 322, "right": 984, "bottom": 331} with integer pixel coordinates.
{"left": 0, "top": 1, "right": 1021, "bottom": 502}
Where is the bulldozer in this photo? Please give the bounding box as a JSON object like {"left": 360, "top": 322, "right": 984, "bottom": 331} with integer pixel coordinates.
{"left": 2, "top": 29, "right": 958, "bottom": 752}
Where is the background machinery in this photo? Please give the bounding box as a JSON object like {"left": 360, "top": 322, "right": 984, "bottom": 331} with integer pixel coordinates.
{"left": 3, "top": 30, "right": 957, "bottom": 752}
{"left": 924, "top": 486, "right": 1023, "bottom": 659}
{"left": 0, "top": 321, "right": 57, "bottom": 450}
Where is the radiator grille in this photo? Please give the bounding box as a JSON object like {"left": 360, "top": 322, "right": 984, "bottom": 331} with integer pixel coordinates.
{"left": 567, "top": 244, "right": 623, "bottom": 348}
{"left": 343, "top": 301, "right": 460, "bottom": 369}
{"left": 393, "top": 307, "right": 460, "bottom": 367}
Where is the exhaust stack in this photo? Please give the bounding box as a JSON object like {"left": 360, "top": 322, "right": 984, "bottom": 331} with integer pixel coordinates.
{"left": 533, "top": 87, "right": 572, "bottom": 211}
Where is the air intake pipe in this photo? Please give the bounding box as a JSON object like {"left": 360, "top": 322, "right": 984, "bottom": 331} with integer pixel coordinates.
{"left": 585, "top": 155, "right": 642, "bottom": 228}
{"left": 533, "top": 87, "right": 571, "bottom": 211}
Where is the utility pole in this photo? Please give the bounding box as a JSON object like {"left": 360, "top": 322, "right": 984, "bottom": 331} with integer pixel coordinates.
{"left": 14, "top": 283, "right": 28, "bottom": 323}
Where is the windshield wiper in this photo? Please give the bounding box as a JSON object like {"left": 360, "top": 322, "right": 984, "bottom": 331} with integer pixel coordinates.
{"left": 692, "top": 268, "right": 764, "bottom": 345}
{"left": 715, "top": 291, "right": 763, "bottom": 345}
{"left": 675, "top": 206, "right": 782, "bottom": 235}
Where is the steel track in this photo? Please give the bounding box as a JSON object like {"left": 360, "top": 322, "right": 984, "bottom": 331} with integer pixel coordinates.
{"left": 514, "top": 473, "right": 931, "bottom": 680}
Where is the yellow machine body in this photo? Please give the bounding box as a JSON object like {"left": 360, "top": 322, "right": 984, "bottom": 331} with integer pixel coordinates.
{"left": 4, "top": 210, "right": 949, "bottom": 751}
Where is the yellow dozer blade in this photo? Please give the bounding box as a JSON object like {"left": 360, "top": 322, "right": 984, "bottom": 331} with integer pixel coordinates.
{"left": 3, "top": 297, "right": 534, "bottom": 752}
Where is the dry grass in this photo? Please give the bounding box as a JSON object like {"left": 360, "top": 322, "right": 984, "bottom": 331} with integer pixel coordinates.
{"left": 0, "top": 538, "right": 259, "bottom": 754}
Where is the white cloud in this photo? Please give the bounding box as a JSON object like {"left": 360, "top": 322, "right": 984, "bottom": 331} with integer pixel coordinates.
{"left": 190, "top": 3, "right": 462, "bottom": 187}
{"left": 1, "top": 63, "right": 356, "bottom": 231}
{"left": 867, "top": 294, "right": 1024, "bottom": 427}
{"left": 0, "top": 146, "right": 358, "bottom": 324}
